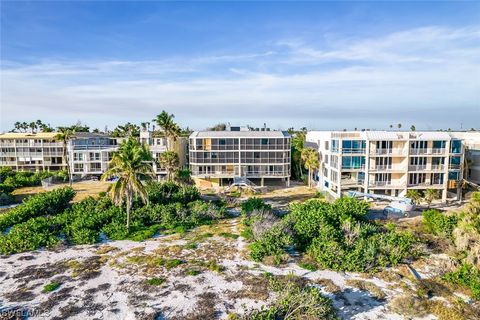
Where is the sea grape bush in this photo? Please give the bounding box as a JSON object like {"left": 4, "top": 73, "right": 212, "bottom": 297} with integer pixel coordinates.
{"left": 0, "top": 182, "right": 225, "bottom": 255}
{"left": 422, "top": 209, "right": 458, "bottom": 238}
{"left": 443, "top": 263, "right": 480, "bottom": 300}
{"left": 145, "top": 181, "right": 200, "bottom": 205}
{"left": 0, "top": 187, "right": 75, "bottom": 232}
{"left": 241, "top": 197, "right": 272, "bottom": 216}
{"left": 245, "top": 197, "right": 417, "bottom": 272}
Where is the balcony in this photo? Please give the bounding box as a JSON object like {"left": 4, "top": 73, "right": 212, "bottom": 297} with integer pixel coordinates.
{"left": 368, "top": 181, "right": 404, "bottom": 188}
{"left": 369, "top": 165, "right": 405, "bottom": 171}
{"left": 408, "top": 165, "right": 427, "bottom": 171}
{"left": 432, "top": 148, "right": 446, "bottom": 155}
{"left": 409, "top": 148, "right": 430, "bottom": 155}
{"left": 341, "top": 148, "right": 366, "bottom": 154}
{"left": 341, "top": 179, "right": 364, "bottom": 187}
{"left": 449, "top": 164, "right": 461, "bottom": 170}
{"left": 341, "top": 165, "right": 365, "bottom": 170}
{"left": 370, "top": 148, "right": 406, "bottom": 155}
{"left": 431, "top": 164, "right": 445, "bottom": 171}
{"left": 408, "top": 182, "right": 444, "bottom": 188}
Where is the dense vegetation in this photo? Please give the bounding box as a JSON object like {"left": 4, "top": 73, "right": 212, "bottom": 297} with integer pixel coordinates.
{"left": 0, "top": 182, "right": 226, "bottom": 255}
{"left": 422, "top": 192, "right": 480, "bottom": 300}
{"left": 242, "top": 274, "right": 338, "bottom": 320}
{"left": 243, "top": 197, "right": 417, "bottom": 272}
{"left": 0, "top": 167, "right": 68, "bottom": 205}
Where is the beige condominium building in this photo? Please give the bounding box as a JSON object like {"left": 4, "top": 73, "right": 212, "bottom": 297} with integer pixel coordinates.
{"left": 0, "top": 132, "right": 65, "bottom": 171}
{"left": 139, "top": 129, "right": 188, "bottom": 177}
{"left": 1, "top": 131, "right": 188, "bottom": 180}
{"left": 189, "top": 127, "right": 291, "bottom": 188}
{"left": 306, "top": 131, "right": 466, "bottom": 202}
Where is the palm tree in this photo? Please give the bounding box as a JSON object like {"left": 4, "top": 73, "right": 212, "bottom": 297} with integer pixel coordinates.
{"left": 102, "top": 137, "right": 155, "bottom": 232}
{"left": 410, "top": 125, "right": 416, "bottom": 131}
{"left": 14, "top": 122, "right": 21, "bottom": 132}
{"left": 54, "top": 128, "right": 76, "bottom": 186}
{"left": 159, "top": 151, "right": 179, "bottom": 181}
{"left": 301, "top": 147, "right": 319, "bottom": 188}
{"left": 406, "top": 189, "right": 422, "bottom": 205}
{"left": 397, "top": 123, "right": 402, "bottom": 130}
{"left": 29, "top": 121, "right": 37, "bottom": 133}
{"left": 424, "top": 188, "right": 440, "bottom": 208}
{"left": 153, "top": 111, "right": 181, "bottom": 151}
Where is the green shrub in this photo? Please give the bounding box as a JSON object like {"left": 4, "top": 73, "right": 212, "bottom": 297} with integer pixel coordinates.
{"left": 287, "top": 197, "right": 416, "bottom": 272}
{"left": 443, "top": 263, "right": 480, "bottom": 300}
{"left": 250, "top": 224, "right": 293, "bottom": 262}
{"left": 0, "top": 216, "right": 62, "bottom": 255}
{"left": 299, "top": 262, "right": 318, "bottom": 271}
{"left": 43, "top": 282, "right": 61, "bottom": 293}
{"left": 0, "top": 187, "right": 75, "bottom": 232}
{"left": 241, "top": 198, "right": 271, "bottom": 216}
{"left": 165, "top": 259, "right": 183, "bottom": 269}
{"left": 146, "top": 181, "right": 200, "bottom": 205}
{"left": 422, "top": 209, "right": 458, "bottom": 237}
{"left": 146, "top": 277, "right": 166, "bottom": 286}
{"left": 245, "top": 275, "right": 338, "bottom": 320}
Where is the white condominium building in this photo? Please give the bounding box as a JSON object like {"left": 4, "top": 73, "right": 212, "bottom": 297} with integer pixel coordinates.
{"left": 306, "top": 131, "right": 465, "bottom": 202}
{"left": 0, "top": 132, "right": 65, "bottom": 171}
{"left": 189, "top": 127, "right": 291, "bottom": 187}
{"left": 67, "top": 133, "right": 120, "bottom": 178}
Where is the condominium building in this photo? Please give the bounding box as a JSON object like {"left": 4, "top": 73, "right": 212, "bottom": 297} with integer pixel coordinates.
{"left": 306, "top": 131, "right": 465, "bottom": 202}
{"left": 189, "top": 127, "right": 291, "bottom": 187}
{"left": 67, "top": 133, "right": 120, "bottom": 177}
{"left": 449, "top": 132, "right": 480, "bottom": 185}
{"left": 0, "top": 132, "right": 65, "bottom": 171}
{"left": 1, "top": 131, "right": 188, "bottom": 180}
{"left": 139, "top": 129, "right": 188, "bottom": 177}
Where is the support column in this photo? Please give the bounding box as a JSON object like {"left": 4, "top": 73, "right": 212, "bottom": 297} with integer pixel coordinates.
{"left": 442, "top": 188, "right": 447, "bottom": 202}
{"left": 261, "top": 177, "right": 264, "bottom": 187}
{"left": 286, "top": 177, "right": 290, "bottom": 187}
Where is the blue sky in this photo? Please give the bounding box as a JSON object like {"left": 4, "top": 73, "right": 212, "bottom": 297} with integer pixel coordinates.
{"left": 1, "top": 1, "right": 479, "bottom": 131}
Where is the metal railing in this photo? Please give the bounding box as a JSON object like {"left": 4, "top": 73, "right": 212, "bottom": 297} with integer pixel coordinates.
{"left": 408, "top": 165, "right": 427, "bottom": 171}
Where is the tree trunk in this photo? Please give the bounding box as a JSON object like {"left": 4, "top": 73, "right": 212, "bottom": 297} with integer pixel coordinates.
{"left": 308, "top": 168, "right": 312, "bottom": 188}
{"left": 126, "top": 193, "right": 131, "bottom": 233}
{"left": 64, "top": 141, "right": 72, "bottom": 186}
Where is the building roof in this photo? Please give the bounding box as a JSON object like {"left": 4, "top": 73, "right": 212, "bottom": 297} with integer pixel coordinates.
{"left": 0, "top": 132, "right": 58, "bottom": 139}
{"left": 190, "top": 130, "right": 290, "bottom": 139}
{"left": 364, "top": 131, "right": 409, "bottom": 141}
{"left": 309, "top": 130, "right": 456, "bottom": 141}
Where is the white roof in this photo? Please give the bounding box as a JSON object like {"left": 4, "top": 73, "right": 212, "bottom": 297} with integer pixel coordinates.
{"left": 364, "top": 131, "right": 409, "bottom": 141}
{"left": 190, "top": 131, "right": 290, "bottom": 138}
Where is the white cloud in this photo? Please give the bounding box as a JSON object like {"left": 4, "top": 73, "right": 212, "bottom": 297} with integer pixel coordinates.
{"left": 1, "top": 25, "right": 479, "bottom": 131}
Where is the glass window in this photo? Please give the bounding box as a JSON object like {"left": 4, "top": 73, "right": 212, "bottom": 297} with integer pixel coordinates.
{"left": 448, "top": 171, "right": 459, "bottom": 180}
{"left": 450, "top": 140, "right": 462, "bottom": 153}
{"left": 433, "top": 141, "right": 446, "bottom": 149}
{"left": 449, "top": 156, "right": 461, "bottom": 165}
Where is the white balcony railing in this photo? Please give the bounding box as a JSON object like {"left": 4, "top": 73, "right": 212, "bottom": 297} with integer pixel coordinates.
{"left": 408, "top": 165, "right": 427, "bottom": 171}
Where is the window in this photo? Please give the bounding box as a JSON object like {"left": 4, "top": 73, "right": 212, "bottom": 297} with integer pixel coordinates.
{"left": 219, "top": 139, "right": 226, "bottom": 145}
{"left": 431, "top": 173, "right": 444, "bottom": 184}
{"left": 450, "top": 156, "right": 461, "bottom": 165}
{"left": 410, "top": 157, "right": 427, "bottom": 165}
{"left": 433, "top": 141, "right": 446, "bottom": 149}
{"left": 342, "top": 140, "right": 365, "bottom": 153}
{"left": 448, "top": 171, "right": 459, "bottom": 180}
{"left": 409, "top": 173, "right": 427, "bottom": 185}
{"left": 325, "top": 141, "right": 329, "bottom": 150}
{"left": 342, "top": 156, "right": 365, "bottom": 169}
{"left": 332, "top": 140, "right": 339, "bottom": 152}
{"left": 376, "top": 141, "right": 392, "bottom": 149}
{"left": 261, "top": 138, "right": 268, "bottom": 145}
{"left": 450, "top": 140, "right": 462, "bottom": 153}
